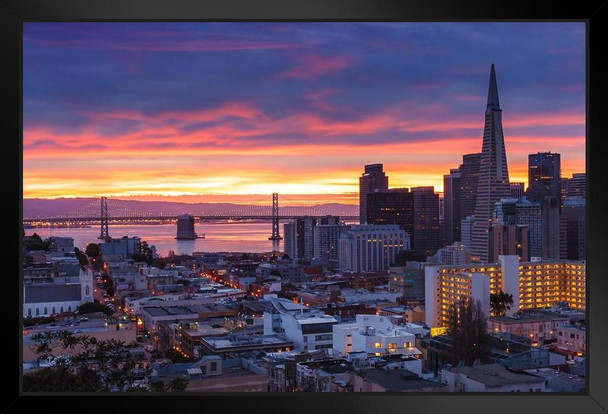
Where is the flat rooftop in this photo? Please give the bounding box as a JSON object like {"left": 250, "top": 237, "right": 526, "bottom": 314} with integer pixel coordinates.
{"left": 142, "top": 306, "right": 198, "bottom": 317}
{"left": 446, "top": 363, "right": 544, "bottom": 387}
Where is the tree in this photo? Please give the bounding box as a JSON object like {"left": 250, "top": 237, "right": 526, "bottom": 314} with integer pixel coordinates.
{"left": 167, "top": 376, "right": 188, "bottom": 392}
{"left": 74, "top": 248, "right": 90, "bottom": 269}
{"left": 490, "top": 291, "right": 514, "bottom": 317}
{"left": 77, "top": 302, "right": 113, "bottom": 316}
{"left": 85, "top": 243, "right": 101, "bottom": 258}
{"left": 23, "top": 330, "right": 150, "bottom": 392}
{"left": 445, "top": 298, "right": 491, "bottom": 366}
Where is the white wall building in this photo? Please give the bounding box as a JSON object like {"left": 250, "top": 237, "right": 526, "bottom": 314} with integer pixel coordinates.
{"left": 263, "top": 296, "right": 337, "bottom": 353}
{"left": 333, "top": 314, "right": 421, "bottom": 359}
{"left": 339, "top": 225, "right": 409, "bottom": 273}
{"left": 23, "top": 267, "right": 94, "bottom": 317}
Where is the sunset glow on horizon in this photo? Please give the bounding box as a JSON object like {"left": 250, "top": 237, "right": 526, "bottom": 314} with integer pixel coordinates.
{"left": 23, "top": 23, "right": 586, "bottom": 205}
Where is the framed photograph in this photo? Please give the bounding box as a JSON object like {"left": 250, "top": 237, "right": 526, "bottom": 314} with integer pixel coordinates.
{"left": 6, "top": 0, "right": 607, "bottom": 413}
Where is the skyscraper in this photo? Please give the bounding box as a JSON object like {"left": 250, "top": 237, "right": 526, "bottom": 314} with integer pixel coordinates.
{"left": 442, "top": 168, "right": 461, "bottom": 246}
{"left": 459, "top": 153, "right": 481, "bottom": 225}
{"left": 526, "top": 152, "right": 561, "bottom": 205}
{"left": 412, "top": 186, "right": 441, "bottom": 257}
{"left": 359, "top": 164, "right": 389, "bottom": 224}
{"left": 366, "top": 188, "right": 413, "bottom": 240}
{"left": 470, "top": 64, "right": 511, "bottom": 262}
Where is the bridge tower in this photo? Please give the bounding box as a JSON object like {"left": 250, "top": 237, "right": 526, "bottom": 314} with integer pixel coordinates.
{"left": 268, "top": 193, "right": 282, "bottom": 242}
{"left": 98, "top": 196, "right": 111, "bottom": 240}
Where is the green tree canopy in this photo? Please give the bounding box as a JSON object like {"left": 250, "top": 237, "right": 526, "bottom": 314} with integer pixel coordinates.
{"left": 77, "top": 302, "right": 113, "bottom": 316}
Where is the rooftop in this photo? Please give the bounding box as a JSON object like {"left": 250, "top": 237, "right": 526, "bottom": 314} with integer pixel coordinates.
{"left": 141, "top": 306, "right": 198, "bottom": 317}
{"left": 445, "top": 363, "right": 544, "bottom": 387}
{"left": 360, "top": 369, "right": 446, "bottom": 392}
{"left": 24, "top": 283, "right": 81, "bottom": 304}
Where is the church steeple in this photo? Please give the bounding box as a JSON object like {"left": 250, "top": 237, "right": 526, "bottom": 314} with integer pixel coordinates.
{"left": 486, "top": 63, "right": 501, "bottom": 111}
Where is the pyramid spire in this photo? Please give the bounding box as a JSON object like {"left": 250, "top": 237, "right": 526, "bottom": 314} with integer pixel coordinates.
{"left": 486, "top": 63, "right": 501, "bottom": 111}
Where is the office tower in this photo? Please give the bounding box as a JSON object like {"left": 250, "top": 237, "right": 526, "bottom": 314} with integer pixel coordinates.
{"left": 470, "top": 64, "right": 511, "bottom": 262}
{"left": 175, "top": 214, "right": 197, "bottom": 240}
{"left": 339, "top": 224, "right": 409, "bottom": 273}
{"left": 541, "top": 196, "right": 565, "bottom": 260}
{"left": 412, "top": 186, "right": 441, "bottom": 256}
{"left": 359, "top": 164, "right": 389, "bottom": 224}
{"left": 516, "top": 198, "right": 542, "bottom": 259}
{"left": 563, "top": 196, "right": 586, "bottom": 260}
{"left": 460, "top": 215, "right": 474, "bottom": 250}
{"left": 458, "top": 153, "right": 481, "bottom": 224}
{"left": 560, "top": 178, "right": 570, "bottom": 200}
{"left": 492, "top": 198, "right": 518, "bottom": 225}
{"left": 366, "top": 188, "right": 414, "bottom": 240}
{"left": 526, "top": 152, "right": 561, "bottom": 205}
{"left": 442, "top": 168, "right": 461, "bottom": 246}
{"left": 313, "top": 223, "right": 347, "bottom": 267}
{"left": 510, "top": 182, "right": 525, "bottom": 200}
{"left": 567, "top": 173, "right": 586, "bottom": 198}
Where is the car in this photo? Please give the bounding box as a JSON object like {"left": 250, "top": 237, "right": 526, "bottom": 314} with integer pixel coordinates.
{"left": 78, "top": 317, "right": 89, "bottom": 322}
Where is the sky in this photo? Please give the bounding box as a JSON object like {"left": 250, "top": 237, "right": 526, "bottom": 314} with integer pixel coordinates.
{"left": 23, "top": 22, "right": 586, "bottom": 205}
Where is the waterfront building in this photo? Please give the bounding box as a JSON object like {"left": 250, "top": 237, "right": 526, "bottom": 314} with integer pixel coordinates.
{"left": 471, "top": 64, "right": 512, "bottom": 262}
{"left": 359, "top": 164, "right": 389, "bottom": 224}
{"left": 338, "top": 224, "right": 409, "bottom": 273}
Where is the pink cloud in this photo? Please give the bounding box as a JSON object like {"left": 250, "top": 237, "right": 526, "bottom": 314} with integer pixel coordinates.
{"left": 278, "top": 53, "right": 351, "bottom": 79}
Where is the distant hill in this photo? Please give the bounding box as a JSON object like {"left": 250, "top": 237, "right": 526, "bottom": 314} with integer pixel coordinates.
{"left": 23, "top": 198, "right": 359, "bottom": 218}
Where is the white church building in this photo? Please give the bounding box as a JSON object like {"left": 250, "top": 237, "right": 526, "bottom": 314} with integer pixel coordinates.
{"left": 23, "top": 264, "right": 94, "bottom": 318}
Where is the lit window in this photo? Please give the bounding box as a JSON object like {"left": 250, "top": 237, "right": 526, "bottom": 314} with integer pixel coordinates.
{"left": 374, "top": 342, "right": 381, "bottom": 348}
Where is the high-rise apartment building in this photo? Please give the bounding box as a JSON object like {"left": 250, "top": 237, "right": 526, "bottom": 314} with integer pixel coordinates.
{"left": 359, "top": 164, "right": 389, "bottom": 224}
{"left": 470, "top": 64, "right": 511, "bottom": 262}
{"left": 284, "top": 216, "right": 341, "bottom": 260}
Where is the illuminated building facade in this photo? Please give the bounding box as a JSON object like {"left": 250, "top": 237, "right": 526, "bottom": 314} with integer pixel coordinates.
{"left": 425, "top": 256, "right": 585, "bottom": 328}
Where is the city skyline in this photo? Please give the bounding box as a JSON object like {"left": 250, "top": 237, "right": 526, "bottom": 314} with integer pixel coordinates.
{"left": 23, "top": 22, "right": 585, "bottom": 204}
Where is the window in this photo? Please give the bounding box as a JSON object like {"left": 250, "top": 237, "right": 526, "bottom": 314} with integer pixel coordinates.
{"left": 44, "top": 307, "right": 48, "bottom": 315}
{"left": 60, "top": 306, "right": 63, "bottom": 313}
{"left": 36, "top": 308, "right": 39, "bottom": 316}
{"left": 52, "top": 307, "right": 55, "bottom": 314}
{"left": 388, "top": 343, "right": 397, "bottom": 349}
{"left": 374, "top": 342, "right": 381, "bottom": 348}
{"left": 28, "top": 309, "right": 32, "bottom": 317}
{"left": 68, "top": 306, "right": 71, "bottom": 312}
{"left": 210, "top": 362, "right": 217, "bottom": 372}
{"left": 201, "top": 366, "right": 207, "bottom": 375}
{"left": 403, "top": 341, "right": 412, "bottom": 348}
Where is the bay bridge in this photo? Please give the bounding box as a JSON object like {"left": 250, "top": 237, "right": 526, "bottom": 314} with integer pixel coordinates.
{"left": 23, "top": 195, "right": 359, "bottom": 241}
